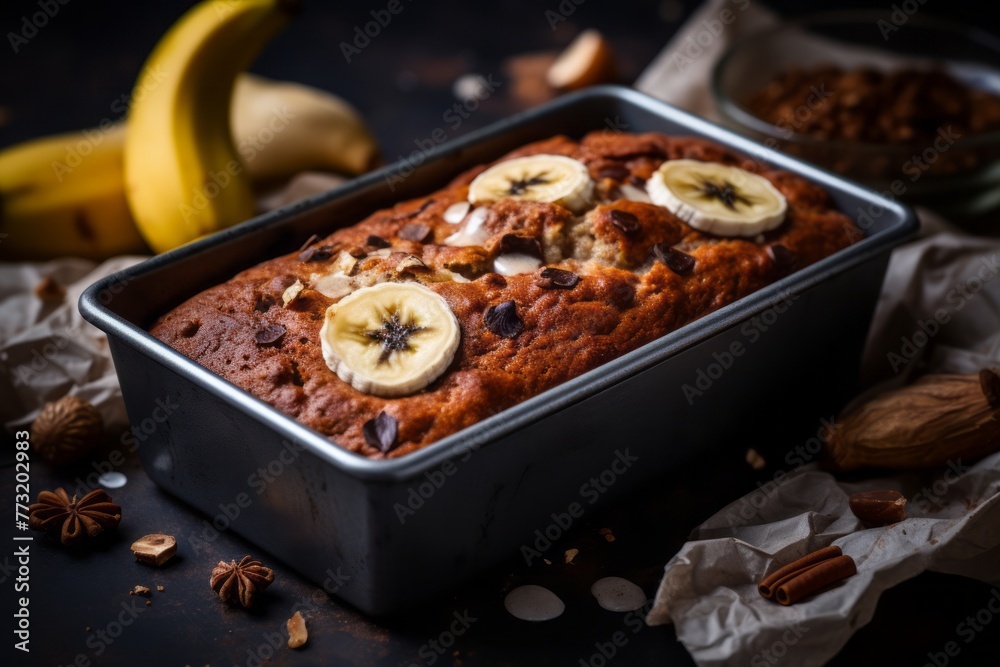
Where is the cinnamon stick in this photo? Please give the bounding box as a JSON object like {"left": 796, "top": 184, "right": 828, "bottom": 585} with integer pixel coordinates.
{"left": 775, "top": 554, "right": 857, "bottom": 605}
{"left": 758, "top": 545, "right": 842, "bottom": 599}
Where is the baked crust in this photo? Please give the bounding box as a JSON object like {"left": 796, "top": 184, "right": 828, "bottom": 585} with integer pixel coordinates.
{"left": 150, "top": 132, "right": 859, "bottom": 458}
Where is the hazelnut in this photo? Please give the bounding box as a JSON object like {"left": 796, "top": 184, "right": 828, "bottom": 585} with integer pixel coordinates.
{"left": 31, "top": 396, "right": 103, "bottom": 465}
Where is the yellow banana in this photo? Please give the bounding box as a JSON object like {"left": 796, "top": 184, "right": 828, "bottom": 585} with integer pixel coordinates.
{"left": 1, "top": 1, "right": 380, "bottom": 261}
{"left": 233, "top": 74, "right": 379, "bottom": 186}
{"left": 123, "top": 0, "right": 298, "bottom": 254}
{"left": 0, "top": 127, "right": 147, "bottom": 260}
{"left": 0, "top": 75, "right": 377, "bottom": 260}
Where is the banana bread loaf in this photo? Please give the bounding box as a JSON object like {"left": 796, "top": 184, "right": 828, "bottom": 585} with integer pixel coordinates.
{"left": 150, "top": 131, "right": 859, "bottom": 458}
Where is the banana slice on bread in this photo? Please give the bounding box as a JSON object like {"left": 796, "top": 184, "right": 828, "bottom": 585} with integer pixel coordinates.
{"left": 646, "top": 159, "right": 787, "bottom": 237}
{"left": 468, "top": 155, "right": 593, "bottom": 212}
{"left": 320, "top": 282, "right": 460, "bottom": 397}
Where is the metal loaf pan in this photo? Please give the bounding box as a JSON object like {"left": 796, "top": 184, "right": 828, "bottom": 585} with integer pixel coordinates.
{"left": 80, "top": 86, "right": 917, "bottom": 615}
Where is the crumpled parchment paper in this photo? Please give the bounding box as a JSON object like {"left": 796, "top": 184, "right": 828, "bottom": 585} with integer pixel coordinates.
{"left": 0, "top": 257, "right": 145, "bottom": 429}
{"left": 646, "top": 236, "right": 1000, "bottom": 667}
{"left": 637, "top": 1, "right": 1000, "bottom": 664}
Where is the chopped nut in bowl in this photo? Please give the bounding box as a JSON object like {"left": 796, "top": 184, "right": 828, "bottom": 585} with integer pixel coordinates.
{"left": 712, "top": 12, "right": 1000, "bottom": 218}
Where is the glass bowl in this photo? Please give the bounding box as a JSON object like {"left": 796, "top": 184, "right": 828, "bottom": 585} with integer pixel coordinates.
{"left": 712, "top": 12, "right": 1000, "bottom": 217}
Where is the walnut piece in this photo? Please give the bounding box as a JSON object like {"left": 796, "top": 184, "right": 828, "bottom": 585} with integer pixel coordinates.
{"left": 210, "top": 556, "right": 274, "bottom": 608}
{"left": 31, "top": 396, "right": 103, "bottom": 465}
{"left": 287, "top": 611, "right": 308, "bottom": 649}
{"left": 131, "top": 534, "right": 177, "bottom": 566}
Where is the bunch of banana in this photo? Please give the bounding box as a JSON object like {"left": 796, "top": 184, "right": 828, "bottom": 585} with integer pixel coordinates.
{"left": 0, "top": 0, "right": 379, "bottom": 261}
{"left": 320, "top": 282, "right": 461, "bottom": 397}
{"left": 122, "top": 0, "right": 297, "bottom": 254}
{"left": 233, "top": 74, "right": 377, "bottom": 186}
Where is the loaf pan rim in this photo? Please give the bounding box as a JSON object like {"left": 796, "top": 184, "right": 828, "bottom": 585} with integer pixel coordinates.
{"left": 79, "top": 85, "right": 918, "bottom": 482}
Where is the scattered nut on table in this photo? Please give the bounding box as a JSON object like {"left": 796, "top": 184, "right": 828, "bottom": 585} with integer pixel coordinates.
{"left": 131, "top": 534, "right": 178, "bottom": 566}
{"left": 31, "top": 396, "right": 104, "bottom": 465}
{"left": 287, "top": 611, "right": 308, "bottom": 649}
{"left": 848, "top": 490, "right": 907, "bottom": 525}
{"left": 745, "top": 448, "right": 766, "bottom": 470}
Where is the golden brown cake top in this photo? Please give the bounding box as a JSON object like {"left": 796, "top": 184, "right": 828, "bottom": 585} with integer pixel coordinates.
{"left": 151, "top": 132, "right": 858, "bottom": 458}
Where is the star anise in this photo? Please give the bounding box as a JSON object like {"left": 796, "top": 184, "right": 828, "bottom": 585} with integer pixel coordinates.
{"left": 28, "top": 488, "right": 122, "bottom": 547}
{"left": 697, "top": 179, "right": 753, "bottom": 211}
{"left": 210, "top": 555, "right": 275, "bottom": 608}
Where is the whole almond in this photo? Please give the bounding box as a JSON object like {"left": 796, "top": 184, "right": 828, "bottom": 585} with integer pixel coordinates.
{"left": 825, "top": 372, "right": 1000, "bottom": 471}
{"left": 848, "top": 490, "right": 906, "bottom": 525}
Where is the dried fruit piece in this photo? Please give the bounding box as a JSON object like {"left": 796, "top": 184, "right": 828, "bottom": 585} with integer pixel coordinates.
{"left": 652, "top": 244, "right": 696, "bottom": 275}
{"left": 825, "top": 372, "right": 1000, "bottom": 471}
{"left": 346, "top": 245, "right": 367, "bottom": 259}
{"left": 498, "top": 234, "right": 543, "bottom": 258}
{"left": 131, "top": 534, "right": 178, "bottom": 566}
{"left": 848, "top": 490, "right": 906, "bottom": 525}
{"left": 28, "top": 488, "right": 121, "bottom": 546}
{"left": 299, "top": 245, "right": 334, "bottom": 262}
{"left": 367, "top": 234, "right": 391, "bottom": 249}
{"left": 398, "top": 223, "right": 433, "bottom": 243}
{"left": 363, "top": 411, "right": 399, "bottom": 454}
{"left": 767, "top": 244, "right": 798, "bottom": 270}
{"left": 210, "top": 556, "right": 274, "bottom": 608}
{"left": 597, "top": 164, "right": 630, "bottom": 181}
{"left": 31, "top": 396, "right": 104, "bottom": 465}
{"left": 609, "top": 209, "right": 640, "bottom": 235}
{"left": 255, "top": 324, "right": 286, "bottom": 346}
{"left": 287, "top": 611, "right": 308, "bottom": 649}
{"left": 538, "top": 267, "right": 580, "bottom": 290}
{"left": 484, "top": 300, "right": 524, "bottom": 338}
